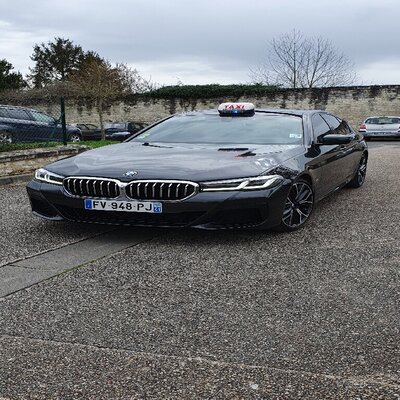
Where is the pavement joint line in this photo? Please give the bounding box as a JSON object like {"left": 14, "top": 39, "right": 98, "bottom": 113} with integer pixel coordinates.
{"left": 0, "top": 227, "right": 117, "bottom": 269}
{"left": 1, "top": 232, "right": 396, "bottom": 271}
{"left": 0, "top": 234, "right": 157, "bottom": 300}
{"left": 1, "top": 334, "right": 399, "bottom": 391}
{"left": 0, "top": 270, "right": 65, "bottom": 301}
{"left": 0, "top": 264, "right": 39, "bottom": 271}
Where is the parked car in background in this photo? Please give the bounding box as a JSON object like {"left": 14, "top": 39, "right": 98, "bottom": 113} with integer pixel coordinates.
{"left": 0, "top": 105, "right": 82, "bottom": 143}
{"left": 102, "top": 121, "right": 147, "bottom": 141}
{"left": 359, "top": 116, "right": 400, "bottom": 140}
{"left": 27, "top": 103, "right": 368, "bottom": 232}
{"left": 70, "top": 123, "right": 102, "bottom": 141}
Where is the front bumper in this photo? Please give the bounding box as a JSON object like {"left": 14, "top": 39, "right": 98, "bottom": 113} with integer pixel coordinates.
{"left": 26, "top": 179, "right": 290, "bottom": 230}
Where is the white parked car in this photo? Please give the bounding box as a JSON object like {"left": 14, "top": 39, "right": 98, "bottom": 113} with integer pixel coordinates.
{"left": 359, "top": 116, "right": 400, "bottom": 140}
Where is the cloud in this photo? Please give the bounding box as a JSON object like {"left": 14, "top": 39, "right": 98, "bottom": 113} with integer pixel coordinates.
{"left": 1, "top": 0, "right": 400, "bottom": 85}
{"left": 132, "top": 58, "right": 247, "bottom": 85}
{"left": 358, "top": 59, "right": 400, "bottom": 85}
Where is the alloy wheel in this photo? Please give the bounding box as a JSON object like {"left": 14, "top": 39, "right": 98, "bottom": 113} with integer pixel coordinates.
{"left": 0, "top": 131, "right": 12, "bottom": 144}
{"left": 282, "top": 181, "right": 314, "bottom": 229}
{"left": 357, "top": 156, "right": 367, "bottom": 186}
{"left": 347, "top": 155, "right": 367, "bottom": 188}
{"left": 69, "top": 134, "right": 81, "bottom": 143}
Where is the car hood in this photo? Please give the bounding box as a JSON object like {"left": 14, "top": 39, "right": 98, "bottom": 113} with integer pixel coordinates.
{"left": 46, "top": 142, "right": 304, "bottom": 181}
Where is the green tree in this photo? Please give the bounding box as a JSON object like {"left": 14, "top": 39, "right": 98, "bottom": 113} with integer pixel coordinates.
{"left": 0, "top": 59, "right": 26, "bottom": 91}
{"left": 28, "top": 37, "right": 85, "bottom": 88}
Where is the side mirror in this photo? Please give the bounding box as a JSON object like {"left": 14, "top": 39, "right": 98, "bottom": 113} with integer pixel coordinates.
{"left": 319, "top": 134, "right": 353, "bottom": 145}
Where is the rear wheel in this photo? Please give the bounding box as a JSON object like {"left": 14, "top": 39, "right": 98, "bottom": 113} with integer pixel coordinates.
{"left": 274, "top": 179, "right": 314, "bottom": 232}
{"left": 68, "top": 133, "right": 82, "bottom": 143}
{"left": 0, "top": 131, "right": 13, "bottom": 144}
{"left": 347, "top": 154, "right": 367, "bottom": 188}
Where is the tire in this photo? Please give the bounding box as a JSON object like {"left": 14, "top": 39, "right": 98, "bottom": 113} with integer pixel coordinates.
{"left": 68, "top": 133, "right": 82, "bottom": 143}
{"left": 347, "top": 154, "right": 367, "bottom": 188}
{"left": 0, "top": 131, "right": 13, "bottom": 144}
{"left": 274, "top": 179, "right": 314, "bottom": 232}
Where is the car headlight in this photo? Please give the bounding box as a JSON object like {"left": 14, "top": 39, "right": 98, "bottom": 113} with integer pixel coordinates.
{"left": 34, "top": 168, "right": 64, "bottom": 185}
{"left": 200, "top": 175, "right": 283, "bottom": 192}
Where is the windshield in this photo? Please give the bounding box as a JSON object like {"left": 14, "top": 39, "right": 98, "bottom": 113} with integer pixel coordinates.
{"left": 109, "top": 123, "right": 126, "bottom": 129}
{"left": 29, "top": 110, "right": 56, "bottom": 124}
{"left": 132, "top": 113, "right": 304, "bottom": 145}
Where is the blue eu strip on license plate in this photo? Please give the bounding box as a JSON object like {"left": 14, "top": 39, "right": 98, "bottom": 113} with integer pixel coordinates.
{"left": 84, "top": 199, "right": 162, "bottom": 213}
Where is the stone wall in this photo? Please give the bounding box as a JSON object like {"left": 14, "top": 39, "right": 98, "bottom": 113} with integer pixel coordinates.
{"left": 5, "top": 85, "right": 400, "bottom": 129}
{"left": 61, "top": 85, "right": 400, "bottom": 129}
{"left": 0, "top": 145, "right": 88, "bottom": 178}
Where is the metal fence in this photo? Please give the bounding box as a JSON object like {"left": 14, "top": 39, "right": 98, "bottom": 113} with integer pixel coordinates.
{"left": 0, "top": 97, "right": 70, "bottom": 146}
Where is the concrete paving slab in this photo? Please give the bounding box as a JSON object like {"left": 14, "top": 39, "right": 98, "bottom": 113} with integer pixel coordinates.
{"left": 0, "top": 183, "right": 113, "bottom": 267}
{"left": 12, "top": 228, "right": 155, "bottom": 271}
{"left": 0, "top": 266, "right": 56, "bottom": 298}
{"left": 0, "top": 228, "right": 156, "bottom": 298}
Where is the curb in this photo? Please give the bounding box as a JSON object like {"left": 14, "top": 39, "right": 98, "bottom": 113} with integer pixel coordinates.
{"left": 0, "top": 173, "right": 32, "bottom": 186}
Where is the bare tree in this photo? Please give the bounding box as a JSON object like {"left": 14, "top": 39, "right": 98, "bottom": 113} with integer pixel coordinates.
{"left": 116, "top": 63, "right": 157, "bottom": 93}
{"left": 250, "top": 30, "right": 356, "bottom": 88}
{"left": 70, "top": 60, "right": 156, "bottom": 139}
{"left": 70, "top": 59, "right": 127, "bottom": 140}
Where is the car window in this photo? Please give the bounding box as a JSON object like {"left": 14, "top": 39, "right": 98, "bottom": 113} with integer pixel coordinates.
{"left": 335, "top": 120, "right": 353, "bottom": 135}
{"left": 321, "top": 114, "right": 340, "bottom": 130}
{"left": 0, "top": 108, "right": 10, "bottom": 118}
{"left": 366, "top": 117, "right": 400, "bottom": 124}
{"left": 29, "top": 110, "right": 56, "bottom": 124}
{"left": 86, "top": 124, "right": 97, "bottom": 129}
{"left": 110, "top": 123, "right": 126, "bottom": 129}
{"left": 132, "top": 113, "right": 304, "bottom": 145}
{"left": 311, "top": 114, "right": 331, "bottom": 140}
{"left": 322, "top": 114, "right": 352, "bottom": 135}
{"left": 7, "top": 108, "right": 32, "bottom": 121}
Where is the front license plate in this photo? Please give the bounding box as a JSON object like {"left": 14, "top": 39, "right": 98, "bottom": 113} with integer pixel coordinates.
{"left": 84, "top": 199, "right": 162, "bottom": 213}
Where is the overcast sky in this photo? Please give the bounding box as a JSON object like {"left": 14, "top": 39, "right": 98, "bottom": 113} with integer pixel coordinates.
{"left": 1, "top": 0, "right": 399, "bottom": 86}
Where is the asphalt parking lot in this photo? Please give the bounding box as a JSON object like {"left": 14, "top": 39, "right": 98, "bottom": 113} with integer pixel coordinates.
{"left": 0, "top": 141, "right": 399, "bottom": 399}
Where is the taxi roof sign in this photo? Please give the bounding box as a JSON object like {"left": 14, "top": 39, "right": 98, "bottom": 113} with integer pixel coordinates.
{"left": 218, "top": 102, "right": 255, "bottom": 117}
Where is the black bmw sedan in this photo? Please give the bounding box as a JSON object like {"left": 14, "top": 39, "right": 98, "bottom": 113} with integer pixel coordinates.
{"left": 26, "top": 103, "right": 368, "bottom": 231}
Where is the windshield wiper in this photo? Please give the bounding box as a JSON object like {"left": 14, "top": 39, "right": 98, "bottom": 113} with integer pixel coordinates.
{"left": 218, "top": 147, "right": 249, "bottom": 152}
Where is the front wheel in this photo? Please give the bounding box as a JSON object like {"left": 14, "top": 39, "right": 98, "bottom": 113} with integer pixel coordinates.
{"left": 347, "top": 155, "right": 367, "bottom": 188}
{"left": 274, "top": 179, "right": 314, "bottom": 232}
{"left": 0, "top": 131, "right": 13, "bottom": 144}
{"left": 68, "top": 133, "right": 82, "bottom": 143}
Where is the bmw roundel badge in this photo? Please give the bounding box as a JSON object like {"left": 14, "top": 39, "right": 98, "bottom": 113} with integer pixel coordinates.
{"left": 123, "top": 171, "right": 138, "bottom": 177}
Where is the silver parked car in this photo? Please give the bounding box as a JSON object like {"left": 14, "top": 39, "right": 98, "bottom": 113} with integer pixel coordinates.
{"left": 359, "top": 116, "right": 400, "bottom": 140}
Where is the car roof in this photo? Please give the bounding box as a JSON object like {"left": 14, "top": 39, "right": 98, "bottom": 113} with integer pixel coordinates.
{"left": 365, "top": 116, "right": 400, "bottom": 119}
{"left": 0, "top": 104, "right": 46, "bottom": 113}
{"left": 180, "top": 108, "right": 327, "bottom": 117}
{"left": 256, "top": 108, "right": 326, "bottom": 116}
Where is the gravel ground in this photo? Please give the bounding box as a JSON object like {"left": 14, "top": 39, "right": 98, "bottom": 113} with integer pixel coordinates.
{"left": 0, "top": 144, "right": 399, "bottom": 399}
